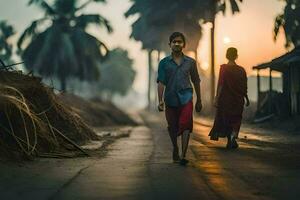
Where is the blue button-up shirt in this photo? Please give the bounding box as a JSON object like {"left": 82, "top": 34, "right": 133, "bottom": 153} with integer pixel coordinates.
{"left": 157, "top": 54, "right": 200, "bottom": 107}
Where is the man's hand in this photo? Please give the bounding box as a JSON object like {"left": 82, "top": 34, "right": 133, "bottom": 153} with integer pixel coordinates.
{"left": 158, "top": 101, "right": 165, "bottom": 112}
{"left": 195, "top": 100, "right": 202, "bottom": 113}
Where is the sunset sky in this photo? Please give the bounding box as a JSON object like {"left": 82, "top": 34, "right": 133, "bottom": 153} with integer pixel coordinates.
{"left": 0, "top": 0, "right": 288, "bottom": 94}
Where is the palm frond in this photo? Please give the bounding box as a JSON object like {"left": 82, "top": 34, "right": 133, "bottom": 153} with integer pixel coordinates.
{"left": 75, "top": 14, "right": 113, "bottom": 32}
{"left": 76, "top": 0, "right": 106, "bottom": 11}
{"left": 22, "top": 29, "right": 49, "bottom": 70}
{"left": 229, "top": 0, "right": 240, "bottom": 14}
{"left": 274, "top": 14, "right": 284, "bottom": 40}
{"left": 70, "top": 29, "right": 109, "bottom": 80}
{"left": 39, "top": 1, "right": 57, "bottom": 16}
{"left": 0, "top": 20, "right": 15, "bottom": 64}
{"left": 218, "top": 2, "right": 226, "bottom": 15}
{"left": 0, "top": 21, "right": 15, "bottom": 38}
{"left": 17, "top": 18, "right": 47, "bottom": 49}
{"left": 124, "top": 4, "right": 140, "bottom": 18}
{"left": 28, "top": 0, "right": 41, "bottom": 5}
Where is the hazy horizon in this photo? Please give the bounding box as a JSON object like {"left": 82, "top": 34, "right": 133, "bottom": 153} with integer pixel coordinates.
{"left": 0, "top": 0, "right": 288, "bottom": 95}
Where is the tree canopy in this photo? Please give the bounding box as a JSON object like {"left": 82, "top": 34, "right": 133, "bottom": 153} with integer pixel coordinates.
{"left": 18, "top": 0, "right": 113, "bottom": 90}
{"left": 125, "top": 0, "right": 208, "bottom": 52}
{"left": 125, "top": 0, "right": 243, "bottom": 53}
{"left": 274, "top": 0, "right": 300, "bottom": 47}
{"left": 98, "top": 48, "right": 136, "bottom": 97}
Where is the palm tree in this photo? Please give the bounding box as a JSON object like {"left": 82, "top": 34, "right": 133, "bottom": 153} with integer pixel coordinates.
{"left": 125, "top": 0, "right": 205, "bottom": 108}
{"left": 125, "top": 0, "right": 165, "bottom": 109}
{"left": 201, "top": 0, "right": 243, "bottom": 107}
{"left": 274, "top": 0, "right": 300, "bottom": 48}
{"left": 0, "top": 20, "right": 15, "bottom": 66}
{"left": 19, "top": 0, "right": 113, "bottom": 91}
{"left": 126, "top": 0, "right": 244, "bottom": 108}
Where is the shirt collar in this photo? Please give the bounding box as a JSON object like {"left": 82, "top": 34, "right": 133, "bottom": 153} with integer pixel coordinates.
{"left": 167, "top": 53, "right": 188, "bottom": 62}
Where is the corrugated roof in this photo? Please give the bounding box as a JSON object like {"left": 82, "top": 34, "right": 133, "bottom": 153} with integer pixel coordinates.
{"left": 253, "top": 47, "right": 300, "bottom": 71}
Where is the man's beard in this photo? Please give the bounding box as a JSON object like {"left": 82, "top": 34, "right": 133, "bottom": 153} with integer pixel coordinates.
{"left": 172, "top": 46, "right": 182, "bottom": 52}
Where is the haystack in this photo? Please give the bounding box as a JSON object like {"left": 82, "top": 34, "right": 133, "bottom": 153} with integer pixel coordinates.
{"left": 0, "top": 71, "right": 98, "bottom": 159}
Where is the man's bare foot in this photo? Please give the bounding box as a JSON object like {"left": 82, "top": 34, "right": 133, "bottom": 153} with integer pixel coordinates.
{"left": 173, "top": 147, "right": 180, "bottom": 162}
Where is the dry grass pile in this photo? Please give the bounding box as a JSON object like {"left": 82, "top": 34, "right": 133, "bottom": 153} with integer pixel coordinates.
{"left": 0, "top": 71, "right": 98, "bottom": 159}
{"left": 58, "top": 94, "right": 137, "bottom": 127}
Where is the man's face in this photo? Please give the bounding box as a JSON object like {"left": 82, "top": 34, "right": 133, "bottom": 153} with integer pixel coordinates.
{"left": 170, "top": 36, "right": 185, "bottom": 53}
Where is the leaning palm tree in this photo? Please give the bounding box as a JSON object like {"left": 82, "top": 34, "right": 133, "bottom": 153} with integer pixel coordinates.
{"left": 19, "top": 0, "right": 113, "bottom": 91}
{"left": 274, "top": 0, "right": 300, "bottom": 48}
{"left": 0, "top": 20, "right": 15, "bottom": 66}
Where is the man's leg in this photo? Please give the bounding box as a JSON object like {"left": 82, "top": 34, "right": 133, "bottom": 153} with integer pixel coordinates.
{"left": 229, "top": 117, "right": 241, "bottom": 149}
{"left": 226, "top": 134, "right": 232, "bottom": 148}
{"left": 181, "top": 130, "right": 190, "bottom": 164}
{"left": 230, "top": 131, "right": 239, "bottom": 149}
{"left": 165, "top": 107, "right": 180, "bottom": 161}
{"left": 168, "top": 127, "right": 180, "bottom": 161}
{"left": 178, "top": 101, "right": 193, "bottom": 165}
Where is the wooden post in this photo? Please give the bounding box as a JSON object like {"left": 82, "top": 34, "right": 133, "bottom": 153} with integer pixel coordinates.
{"left": 269, "top": 69, "right": 273, "bottom": 92}
{"left": 257, "top": 69, "right": 261, "bottom": 110}
{"left": 269, "top": 69, "right": 273, "bottom": 113}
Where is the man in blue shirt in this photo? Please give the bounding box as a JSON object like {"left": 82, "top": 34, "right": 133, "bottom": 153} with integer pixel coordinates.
{"left": 157, "top": 32, "right": 202, "bottom": 165}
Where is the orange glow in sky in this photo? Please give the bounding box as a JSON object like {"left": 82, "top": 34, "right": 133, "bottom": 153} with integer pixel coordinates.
{"left": 197, "top": 0, "right": 287, "bottom": 77}
{"left": 0, "top": 0, "right": 289, "bottom": 93}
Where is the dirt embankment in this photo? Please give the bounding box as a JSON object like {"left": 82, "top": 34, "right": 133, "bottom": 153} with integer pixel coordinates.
{"left": 58, "top": 93, "right": 137, "bottom": 127}
{"left": 0, "top": 71, "right": 136, "bottom": 160}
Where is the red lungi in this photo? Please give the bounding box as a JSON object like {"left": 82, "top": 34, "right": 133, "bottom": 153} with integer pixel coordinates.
{"left": 165, "top": 101, "right": 193, "bottom": 137}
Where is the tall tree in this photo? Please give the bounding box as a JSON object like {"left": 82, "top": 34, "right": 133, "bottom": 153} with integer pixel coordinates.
{"left": 19, "top": 0, "right": 113, "bottom": 91}
{"left": 274, "top": 0, "right": 300, "bottom": 48}
{"left": 125, "top": 0, "right": 205, "bottom": 108}
{"left": 201, "top": 0, "right": 243, "bottom": 107}
{"left": 126, "top": 0, "right": 244, "bottom": 108}
{"left": 98, "top": 48, "right": 136, "bottom": 99}
{"left": 0, "top": 20, "right": 15, "bottom": 66}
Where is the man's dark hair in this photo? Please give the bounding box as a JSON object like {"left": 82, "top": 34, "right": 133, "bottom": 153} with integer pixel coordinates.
{"left": 169, "top": 32, "right": 186, "bottom": 45}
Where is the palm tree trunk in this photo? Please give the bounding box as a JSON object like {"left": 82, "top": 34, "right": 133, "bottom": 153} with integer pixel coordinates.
{"left": 148, "top": 50, "right": 153, "bottom": 109}
{"left": 210, "top": 16, "right": 216, "bottom": 108}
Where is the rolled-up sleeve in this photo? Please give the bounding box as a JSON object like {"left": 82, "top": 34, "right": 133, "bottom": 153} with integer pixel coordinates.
{"left": 190, "top": 61, "right": 200, "bottom": 84}
{"left": 157, "top": 60, "right": 166, "bottom": 85}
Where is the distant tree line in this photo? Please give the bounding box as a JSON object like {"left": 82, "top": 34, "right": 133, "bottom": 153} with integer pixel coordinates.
{"left": 1, "top": 0, "right": 300, "bottom": 102}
